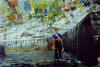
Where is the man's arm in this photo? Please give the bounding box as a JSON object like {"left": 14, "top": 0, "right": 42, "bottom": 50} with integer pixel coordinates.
{"left": 61, "top": 38, "right": 64, "bottom": 52}
{"left": 53, "top": 39, "right": 55, "bottom": 49}
{"left": 61, "top": 39, "right": 64, "bottom": 48}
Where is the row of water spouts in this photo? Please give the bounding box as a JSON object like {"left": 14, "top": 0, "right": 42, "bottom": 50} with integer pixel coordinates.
{"left": 2, "top": 37, "right": 48, "bottom": 48}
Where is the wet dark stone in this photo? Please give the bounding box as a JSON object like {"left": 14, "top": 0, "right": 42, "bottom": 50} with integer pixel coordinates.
{"left": 3, "top": 66, "right": 11, "bottom": 67}
{"left": 0, "top": 45, "right": 6, "bottom": 57}
{"left": 36, "top": 59, "right": 73, "bottom": 67}
{"left": 19, "top": 64, "right": 34, "bottom": 67}
{"left": 36, "top": 62, "right": 52, "bottom": 67}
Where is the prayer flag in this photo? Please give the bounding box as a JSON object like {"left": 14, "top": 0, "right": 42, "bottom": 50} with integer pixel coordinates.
{"left": 27, "top": 12, "right": 29, "bottom": 18}
{"left": 77, "top": 0, "right": 80, "bottom": 3}
{"left": 35, "top": 8, "right": 38, "bottom": 14}
{"left": 8, "top": 15, "right": 16, "bottom": 21}
{"left": 50, "top": 6, "right": 54, "bottom": 11}
{"left": 9, "top": 24, "right": 13, "bottom": 28}
{"left": 77, "top": 4, "right": 84, "bottom": 8}
{"left": 10, "top": 0, "right": 18, "bottom": 7}
{"left": 18, "top": 0, "right": 25, "bottom": 9}
{"left": 30, "top": 4, "right": 35, "bottom": 14}
{"left": 24, "top": 2, "right": 31, "bottom": 11}
{"left": 4, "top": 25, "right": 8, "bottom": 27}
{"left": 39, "top": 8, "right": 42, "bottom": 14}
{"left": 4, "top": 0, "right": 8, "bottom": 2}
{"left": 17, "top": 14, "right": 23, "bottom": 20}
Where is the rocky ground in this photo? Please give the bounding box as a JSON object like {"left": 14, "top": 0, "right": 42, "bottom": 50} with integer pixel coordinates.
{"left": 0, "top": 51, "right": 85, "bottom": 67}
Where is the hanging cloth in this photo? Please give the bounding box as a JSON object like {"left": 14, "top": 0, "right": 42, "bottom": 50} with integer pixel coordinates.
{"left": 10, "top": 0, "right": 18, "bottom": 7}
{"left": 80, "top": 0, "right": 82, "bottom": 3}
{"left": 35, "top": 8, "right": 38, "bottom": 14}
{"left": 65, "top": 0, "right": 70, "bottom": 9}
{"left": 24, "top": 2, "right": 31, "bottom": 11}
{"left": 73, "top": 1, "right": 78, "bottom": 5}
{"left": 8, "top": 15, "right": 16, "bottom": 21}
{"left": 77, "top": 0, "right": 80, "bottom": 4}
{"left": 30, "top": 4, "right": 35, "bottom": 14}
{"left": 14, "top": 21, "right": 18, "bottom": 25}
{"left": 26, "top": 12, "right": 29, "bottom": 18}
{"left": 23, "top": 12, "right": 27, "bottom": 19}
{"left": 20, "top": 14, "right": 23, "bottom": 20}
{"left": 9, "top": 24, "right": 13, "bottom": 28}
{"left": 39, "top": 8, "right": 42, "bottom": 14}
{"left": 29, "top": 11, "right": 32, "bottom": 19}
{"left": 17, "top": 14, "right": 21, "bottom": 19}
{"left": 63, "top": 0, "right": 65, "bottom": 3}
{"left": 4, "top": 0, "right": 8, "bottom": 2}
{"left": 50, "top": 6, "right": 54, "bottom": 11}
{"left": 18, "top": 0, "right": 25, "bottom": 9}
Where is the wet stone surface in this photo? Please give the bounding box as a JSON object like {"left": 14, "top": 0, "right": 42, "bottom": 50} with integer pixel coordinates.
{"left": 0, "top": 51, "right": 83, "bottom": 67}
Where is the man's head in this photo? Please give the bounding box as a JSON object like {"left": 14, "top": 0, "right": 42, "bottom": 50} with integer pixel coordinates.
{"left": 97, "top": 57, "right": 100, "bottom": 63}
{"left": 54, "top": 28, "right": 59, "bottom": 34}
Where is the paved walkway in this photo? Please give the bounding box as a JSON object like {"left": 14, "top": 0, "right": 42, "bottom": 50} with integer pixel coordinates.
{"left": 0, "top": 51, "right": 73, "bottom": 67}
